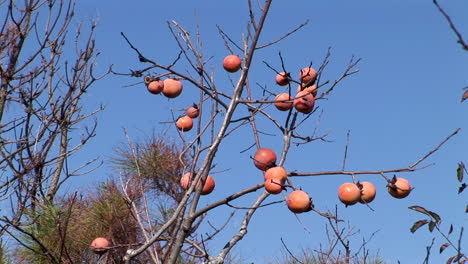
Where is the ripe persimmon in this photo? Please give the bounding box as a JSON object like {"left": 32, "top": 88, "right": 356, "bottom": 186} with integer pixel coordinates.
{"left": 90, "top": 237, "right": 110, "bottom": 254}
{"left": 223, "top": 55, "right": 241, "bottom": 73}
{"left": 359, "top": 181, "right": 377, "bottom": 204}
{"left": 338, "top": 182, "right": 361, "bottom": 206}
{"left": 253, "top": 148, "right": 277, "bottom": 171}
{"left": 264, "top": 166, "right": 288, "bottom": 181}
{"left": 176, "top": 116, "right": 193, "bottom": 132}
{"left": 162, "top": 78, "right": 183, "bottom": 98}
{"left": 179, "top": 172, "right": 215, "bottom": 195}
{"left": 293, "top": 90, "right": 315, "bottom": 114}
{"left": 275, "top": 72, "right": 289, "bottom": 86}
{"left": 147, "top": 79, "right": 164, "bottom": 94}
{"left": 287, "top": 190, "right": 311, "bottom": 214}
{"left": 264, "top": 178, "right": 284, "bottom": 194}
{"left": 186, "top": 104, "right": 200, "bottom": 118}
{"left": 387, "top": 177, "right": 412, "bottom": 199}
{"left": 274, "top": 93, "right": 293, "bottom": 111}
{"left": 200, "top": 176, "right": 215, "bottom": 195}
{"left": 299, "top": 67, "right": 317, "bottom": 85}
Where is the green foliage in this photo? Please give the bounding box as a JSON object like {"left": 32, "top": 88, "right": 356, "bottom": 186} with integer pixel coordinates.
{"left": 11, "top": 181, "right": 143, "bottom": 263}
{"left": 15, "top": 201, "right": 76, "bottom": 263}
{"left": 0, "top": 242, "right": 11, "bottom": 264}
{"left": 112, "top": 134, "right": 190, "bottom": 202}
{"left": 8, "top": 135, "right": 201, "bottom": 263}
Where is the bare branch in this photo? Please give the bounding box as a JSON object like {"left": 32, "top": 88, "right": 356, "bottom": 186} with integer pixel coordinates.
{"left": 433, "top": 0, "right": 468, "bottom": 51}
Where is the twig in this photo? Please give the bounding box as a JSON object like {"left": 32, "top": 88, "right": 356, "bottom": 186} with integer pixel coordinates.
{"left": 280, "top": 237, "right": 304, "bottom": 264}
{"left": 120, "top": 32, "right": 154, "bottom": 63}
{"left": 342, "top": 130, "right": 351, "bottom": 171}
{"left": 433, "top": 0, "right": 468, "bottom": 51}
{"left": 292, "top": 128, "right": 460, "bottom": 177}
{"left": 256, "top": 19, "right": 309, "bottom": 49}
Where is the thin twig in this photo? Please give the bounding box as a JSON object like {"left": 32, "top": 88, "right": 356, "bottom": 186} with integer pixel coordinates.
{"left": 433, "top": 0, "right": 468, "bottom": 51}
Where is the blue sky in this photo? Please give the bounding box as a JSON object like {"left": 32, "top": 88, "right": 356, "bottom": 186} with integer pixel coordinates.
{"left": 70, "top": 1, "right": 468, "bottom": 263}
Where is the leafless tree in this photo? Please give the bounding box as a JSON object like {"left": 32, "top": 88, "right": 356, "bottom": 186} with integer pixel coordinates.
{"left": 0, "top": 0, "right": 108, "bottom": 262}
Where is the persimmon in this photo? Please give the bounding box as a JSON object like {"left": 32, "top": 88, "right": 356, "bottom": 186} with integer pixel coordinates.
{"left": 90, "top": 237, "right": 110, "bottom": 254}
{"left": 179, "top": 172, "right": 215, "bottom": 195}
{"left": 264, "top": 178, "right": 284, "bottom": 194}
{"left": 186, "top": 104, "right": 200, "bottom": 118}
{"left": 387, "top": 177, "right": 412, "bottom": 199}
{"left": 200, "top": 176, "right": 215, "bottom": 195}
{"left": 264, "top": 166, "right": 288, "bottom": 181}
{"left": 296, "top": 84, "right": 318, "bottom": 97}
{"left": 253, "top": 148, "right": 277, "bottom": 171}
{"left": 147, "top": 79, "right": 164, "bottom": 94}
{"left": 162, "top": 78, "right": 183, "bottom": 98}
{"left": 274, "top": 93, "right": 293, "bottom": 111}
{"left": 359, "top": 181, "right": 377, "bottom": 204}
{"left": 286, "top": 190, "right": 311, "bottom": 214}
{"left": 338, "top": 182, "right": 361, "bottom": 206}
{"left": 299, "top": 67, "right": 317, "bottom": 85}
{"left": 293, "top": 90, "right": 315, "bottom": 114}
{"left": 179, "top": 172, "right": 191, "bottom": 189}
{"left": 223, "top": 55, "right": 241, "bottom": 73}
{"left": 176, "top": 116, "right": 193, "bottom": 132}
{"left": 275, "top": 72, "right": 289, "bottom": 86}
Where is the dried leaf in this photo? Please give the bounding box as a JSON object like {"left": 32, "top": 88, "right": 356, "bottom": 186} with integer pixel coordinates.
{"left": 453, "top": 253, "right": 463, "bottom": 262}
{"left": 440, "top": 242, "right": 450, "bottom": 253}
{"left": 409, "top": 205, "right": 431, "bottom": 215}
{"left": 447, "top": 256, "right": 454, "bottom": 264}
{"left": 410, "top": 219, "right": 429, "bottom": 233}
{"left": 429, "top": 211, "right": 441, "bottom": 225}
{"left": 457, "top": 162, "right": 465, "bottom": 182}
{"left": 462, "top": 90, "right": 468, "bottom": 102}
{"left": 408, "top": 205, "right": 441, "bottom": 224}
{"left": 409, "top": 206, "right": 441, "bottom": 223}
{"left": 448, "top": 224, "right": 453, "bottom": 235}
{"left": 429, "top": 221, "right": 436, "bottom": 232}
{"left": 459, "top": 183, "right": 467, "bottom": 194}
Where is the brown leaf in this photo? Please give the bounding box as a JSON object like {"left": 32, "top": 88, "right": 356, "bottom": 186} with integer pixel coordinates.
{"left": 457, "top": 162, "right": 465, "bottom": 182}
{"left": 409, "top": 205, "right": 431, "bottom": 215}
{"left": 409, "top": 205, "right": 441, "bottom": 224}
{"left": 447, "top": 256, "right": 454, "bottom": 264}
{"left": 410, "top": 219, "right": 429, "bottom": 233}
{"left": 459, "top": 183, "right": 467, "bottom": 194}
{"left": 440, "top": 242, "right": 450, "bottom": 253}
{"left": 462, "top": 90, "right": 468, "bottom": 102}
{"left": 453, "top": 253, "right": 463, "bottom": 262}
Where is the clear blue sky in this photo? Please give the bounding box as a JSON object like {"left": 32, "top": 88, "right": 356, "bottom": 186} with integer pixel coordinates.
{"left": 71, "top": 1, "right": 467, "bottom": 263}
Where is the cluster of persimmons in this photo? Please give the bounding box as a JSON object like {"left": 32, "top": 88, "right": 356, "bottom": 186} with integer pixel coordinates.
{"left": 253, "top": 147, "right": 412, "bottom": 213}
{"left": 87, "top": 54, "right": 413, "bottom": 253}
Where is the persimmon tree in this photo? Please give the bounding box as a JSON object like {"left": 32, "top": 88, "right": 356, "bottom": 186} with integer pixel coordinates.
{"left": 0, "top": 0, "right": 108, "bottom": 262}
{"left": 0, "top": 0, "right": 462, "bottom": 263}
{"left": 110, "top": 1, "right": 460, "bottom": 264}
